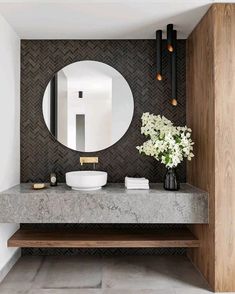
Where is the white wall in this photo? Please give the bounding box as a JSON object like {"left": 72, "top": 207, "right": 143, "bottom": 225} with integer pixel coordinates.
{"left": 0, "top": 14, "right": 21, "bottom": 278}
{"left": 42, "top": 82, "right": 51, "bottom": 130}
{"left": 57, "top": 70, "right": 68, "bottom": 146}
{"left": 67, "top": 76, "right": 112, "bottom": 152}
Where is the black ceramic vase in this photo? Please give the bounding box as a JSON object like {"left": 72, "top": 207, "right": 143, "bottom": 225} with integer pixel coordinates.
{"left": 163, "top": 168, "right": 180, "bottom": 191}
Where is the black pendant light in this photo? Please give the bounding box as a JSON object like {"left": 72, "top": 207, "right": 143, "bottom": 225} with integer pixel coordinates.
{"left": 78, "top": 91, "right": 83, "bottom": 98}
{"left": 167, "top": 24, "right": 174, "bottom": 52}
{"left": 156, "top": 30, "right": 162, "bottom": 81}
{"left": 171, "top": 29, "right": 177, "bottom": 106}
{"left": 155, "top": 24, "right": 178, "bottom": 106}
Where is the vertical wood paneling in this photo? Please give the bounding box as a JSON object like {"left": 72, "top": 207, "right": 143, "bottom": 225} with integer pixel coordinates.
{"left": 187, "top": 4, "right": 235, "bottom": 292}
{"left": 213, "top": 4, "right": 235, "bottom": 291}
{"left": 186, "top": 6, "right": 215, "bottom": 289}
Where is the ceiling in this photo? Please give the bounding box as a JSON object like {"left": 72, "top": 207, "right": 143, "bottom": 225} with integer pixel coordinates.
{"left": 0, "top": 0, "right": 233, "bottom": 39}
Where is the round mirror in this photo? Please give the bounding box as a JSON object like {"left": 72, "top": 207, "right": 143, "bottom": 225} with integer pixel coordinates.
{"left": 42, "top": 61, "right": 134, "bottom": 152}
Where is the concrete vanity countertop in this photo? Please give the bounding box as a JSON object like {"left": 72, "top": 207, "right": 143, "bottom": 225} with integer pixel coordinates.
{"left": 0, "top": 183, "right": 208, "bottom": 224}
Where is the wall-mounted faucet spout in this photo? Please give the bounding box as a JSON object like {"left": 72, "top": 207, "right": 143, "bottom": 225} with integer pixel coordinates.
{"left": 80, "top": 157, "right": 98, "bottom": 167}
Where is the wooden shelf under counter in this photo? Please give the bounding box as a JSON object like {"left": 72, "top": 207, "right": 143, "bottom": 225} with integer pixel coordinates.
{"left": 8, "top": 228, "right": 199, "bottom": 248}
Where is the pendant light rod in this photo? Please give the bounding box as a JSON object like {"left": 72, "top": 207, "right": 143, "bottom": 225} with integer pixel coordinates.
{"left": 156, "top": 30, "right": 163, "bottom": 81}
{"left": 171, "top": 29, "right": 177, "bottom": 106}
{"left": 167, "top": 24, "right": 174, "bottom": 52}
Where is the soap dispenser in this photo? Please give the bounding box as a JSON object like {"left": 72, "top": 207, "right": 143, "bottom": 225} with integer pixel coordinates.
{"left": 50, "top": 172, "right": 57, "bottom": 186}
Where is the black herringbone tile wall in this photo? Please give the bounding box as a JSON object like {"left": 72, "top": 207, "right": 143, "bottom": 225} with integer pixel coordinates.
{"left": 21, "top": 40, "right": 186, "bottom": 256}
{"left": 21, "top": 40, "right": 186, "bottom": 183}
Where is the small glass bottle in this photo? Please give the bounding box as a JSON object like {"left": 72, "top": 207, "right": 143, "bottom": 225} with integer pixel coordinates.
{"left": 50, "top": 172, "right": 57, "bottom": 186}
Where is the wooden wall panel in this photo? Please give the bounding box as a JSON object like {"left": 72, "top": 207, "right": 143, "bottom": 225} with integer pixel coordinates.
{"left": 187, "top": 4, "right": 235, "bottom": 292}
{"left": 186, "top": 6, "right": 215, "bottom": 289}
{"left": 214, "top": 4, "right": 235, "bottom": 291}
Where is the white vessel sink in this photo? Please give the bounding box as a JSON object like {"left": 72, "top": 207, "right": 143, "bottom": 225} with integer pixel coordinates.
{"left": 65, "top": 171, "right": 107, "bottom": 191}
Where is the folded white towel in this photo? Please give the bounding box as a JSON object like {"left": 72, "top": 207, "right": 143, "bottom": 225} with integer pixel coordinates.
{"left": 126, "top": 184, "right": 149, "bottom": 188}
{"left": 126, "top": 184, "right": 149, "bottom": 190}
{"left": 125, "top": 177, "right": 147, "bottom": 181}
{"left": 125, "top": 177, "right": 149, "bottom": 190}
{"left": 126, "top": 182, "right": 149, "bottom": 187}
{"left": 125, "top": 177, "right": 149, "bottom": 185}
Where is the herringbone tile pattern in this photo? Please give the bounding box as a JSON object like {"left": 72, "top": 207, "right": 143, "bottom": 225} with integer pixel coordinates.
{"left": 21, "top": 40, "right": 186, "bottom": 256}
{"left": 21, "top": 40, "right": 186, "bottom": 183}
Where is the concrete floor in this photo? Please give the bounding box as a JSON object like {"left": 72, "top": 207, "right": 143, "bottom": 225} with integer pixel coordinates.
{"left": 0, "top": 255, "right": 227, "bottom": 294}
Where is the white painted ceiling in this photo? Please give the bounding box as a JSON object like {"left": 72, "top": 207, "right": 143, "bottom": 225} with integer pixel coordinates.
{"left": 0, "top": 0, "right": 233, "bottom": 39}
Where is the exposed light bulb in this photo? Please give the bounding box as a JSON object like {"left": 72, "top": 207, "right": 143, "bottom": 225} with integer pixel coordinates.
{"left": 167, "top": 44, "right": 174, "bottom": 52}
{"left": 156, "top": 73, "right": 163, "bottom": 81}
{"left": 171, "top": 98, "right": 178, "bottom": 106}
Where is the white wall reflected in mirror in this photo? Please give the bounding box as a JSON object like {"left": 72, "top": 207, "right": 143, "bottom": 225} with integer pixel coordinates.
{"left": 42, "top": 61, "right": 134, "bottom": 152}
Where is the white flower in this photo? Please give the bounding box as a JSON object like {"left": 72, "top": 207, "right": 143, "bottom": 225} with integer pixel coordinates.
{"left": 137, "top": 113, "right": 195, "bottom": 168}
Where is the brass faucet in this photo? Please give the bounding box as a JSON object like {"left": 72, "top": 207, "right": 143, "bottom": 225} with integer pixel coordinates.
{"left": 80, "top": 157, "right": 98, "bottom": 166}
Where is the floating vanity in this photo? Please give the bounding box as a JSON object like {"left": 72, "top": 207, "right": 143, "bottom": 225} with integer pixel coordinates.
{"left": 0, "top": 183, "right": 208, "bottom": 224}
{"left": 0, "top": 183, "right": 208, "bottom": 249}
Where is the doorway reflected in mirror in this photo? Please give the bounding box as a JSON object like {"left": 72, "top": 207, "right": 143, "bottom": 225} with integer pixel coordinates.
{"left": 42, "top": 60, "right": 134, "bottom": 152}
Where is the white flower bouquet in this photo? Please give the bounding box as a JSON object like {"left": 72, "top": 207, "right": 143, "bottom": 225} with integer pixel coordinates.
{"left": 137, "top": 113, "right": 194, "bottom": 168}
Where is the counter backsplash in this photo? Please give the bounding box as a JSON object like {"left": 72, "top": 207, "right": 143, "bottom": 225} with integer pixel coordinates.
{"left": 21, "top": 39, "right": 186, "bottom": 183}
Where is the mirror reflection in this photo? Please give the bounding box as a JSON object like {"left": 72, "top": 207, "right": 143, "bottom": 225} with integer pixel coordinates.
{"left": 42, "top": 61, "right": 134, "bottom": 152}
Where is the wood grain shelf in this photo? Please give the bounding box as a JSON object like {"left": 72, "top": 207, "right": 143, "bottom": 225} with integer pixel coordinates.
{"left": 8, "top": 228, "right": 200, "bottom": 248}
